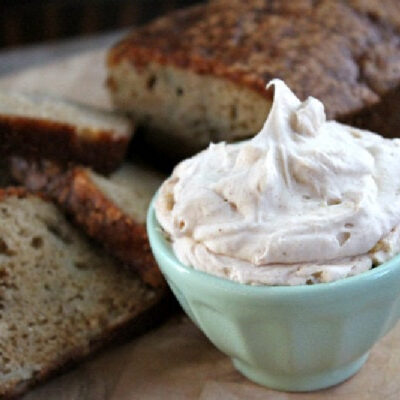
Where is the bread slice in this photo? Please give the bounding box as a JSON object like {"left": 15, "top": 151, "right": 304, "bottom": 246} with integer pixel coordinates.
{"left": 11, "top": 158, "right": 165, "bottom": 288}
{"left": 0, "top": 90, "right": 133, "bottom": 173}
{"left": 0, "top": 188, "right": 165, "bottom": 398}
{"left": 107, "top": 0, "right": 400, "bottom": 156}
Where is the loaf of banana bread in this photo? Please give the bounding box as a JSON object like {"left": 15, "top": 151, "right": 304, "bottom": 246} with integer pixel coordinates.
{"left": 107, "top": 0, "right": 400, "bottom": 156}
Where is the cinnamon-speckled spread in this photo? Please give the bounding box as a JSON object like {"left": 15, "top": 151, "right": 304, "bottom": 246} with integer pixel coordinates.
{"left": 156, "top": 80, "right": 400, "bottom": 285}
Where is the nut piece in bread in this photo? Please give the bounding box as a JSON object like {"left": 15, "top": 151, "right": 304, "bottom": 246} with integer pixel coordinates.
{"left": 0, "top": 90, "right": 133, "bottom": 173}
{"left": 0, "top": 188, "right": 165, "bottom": 398}
{"left": 11, "top": 158, "right": 165, "bottom": 288}
{"left": 107, "top": 0, "right": 400, "bottom": 156}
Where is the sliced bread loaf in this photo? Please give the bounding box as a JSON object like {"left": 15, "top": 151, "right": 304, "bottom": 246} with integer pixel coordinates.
{"left": 107, "top": 0, "right": 400, "bottom": 156}
{"left": 0, "top": 90, "right": 133, "bottom": 173}
{"left": 0, "top": 188, "right": 165, "bottom": 398}
{"left": 11, "top": 158, "right": 165, "bottom": 288}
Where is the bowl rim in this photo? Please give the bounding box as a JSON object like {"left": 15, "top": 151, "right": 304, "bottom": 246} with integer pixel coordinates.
{"left": 147, "top": 194, "right": 400, "bottom": 296}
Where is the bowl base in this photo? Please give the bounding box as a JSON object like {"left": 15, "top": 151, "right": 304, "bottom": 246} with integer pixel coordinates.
{"left": 232, "top": 352, "right": 369, "bottom": 392}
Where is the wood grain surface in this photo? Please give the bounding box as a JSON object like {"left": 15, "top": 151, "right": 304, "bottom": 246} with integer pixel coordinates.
{"left": 1, "top": 41, "right": 400, "bottom": 400}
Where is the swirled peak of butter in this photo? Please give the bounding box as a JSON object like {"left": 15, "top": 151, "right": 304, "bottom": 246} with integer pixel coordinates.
{"left": 156, "top": 79, "right": 400, "bottom": 285}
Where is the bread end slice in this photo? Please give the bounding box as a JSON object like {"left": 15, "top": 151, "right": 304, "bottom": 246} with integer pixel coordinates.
{"left": 0, "top": 90, "right": 133, "bottom": 173}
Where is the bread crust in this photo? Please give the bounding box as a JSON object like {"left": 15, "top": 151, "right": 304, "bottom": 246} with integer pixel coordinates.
{"left": 11, "top": 159, "right": 165, "bottom": 289}
{"left": 0, "top": 186, "right": 31, "bottom": 200}
{"left": 0, "top": 115, "right": 129, "bottom": 174}
{"left": 107, "top": 0, "right": 400, "bottom": 122}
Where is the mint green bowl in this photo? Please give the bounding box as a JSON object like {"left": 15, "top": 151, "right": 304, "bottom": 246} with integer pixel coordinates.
{"left": 147, "top": 196, "right": 400, "bottom": 392}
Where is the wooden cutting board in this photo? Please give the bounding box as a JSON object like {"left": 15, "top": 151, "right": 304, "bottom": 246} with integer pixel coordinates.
{"left": 1, "top": 48, "right": 400, "bottom": 400}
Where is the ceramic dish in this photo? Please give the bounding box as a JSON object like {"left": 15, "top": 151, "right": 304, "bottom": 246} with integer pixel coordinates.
{"left": 147, "top": 196, "right": 400, "bottom": 391}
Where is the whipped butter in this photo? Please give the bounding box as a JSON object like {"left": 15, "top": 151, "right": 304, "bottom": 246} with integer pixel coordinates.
{"left": 156, "top": 80, "right": 400, "bottom": 285}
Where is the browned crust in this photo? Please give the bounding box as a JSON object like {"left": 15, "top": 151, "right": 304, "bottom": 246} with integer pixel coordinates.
{"left": 0, "top": 187, "right": 52, "bottom": 203}
{"left": 106, "top": 4, "right": 270, "bottom": 97}
{"left": 0, "top": 187, "right": 30, "bottom": 201}
{"left": 11, "top": 158, "right": 165, "bottom": 289}
{"left": 107, "top": 0, "right": 400, "bottom": 121}
{"left": 0, "top": 115, "right": 130, "bottom": 174}
{"left": 0, "top": 187, "right": 170, "bottom": 399}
